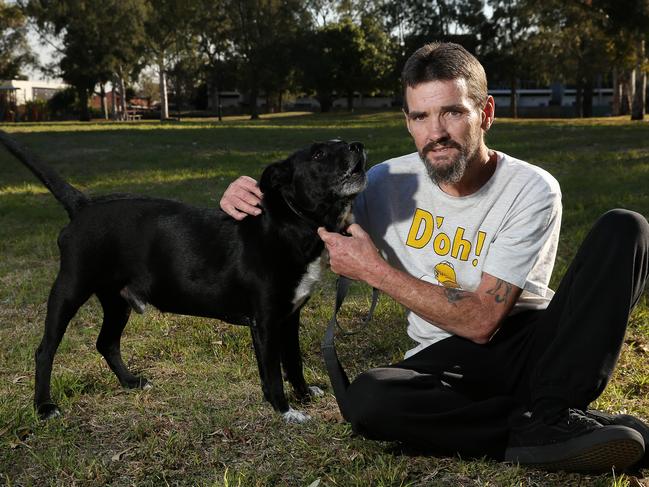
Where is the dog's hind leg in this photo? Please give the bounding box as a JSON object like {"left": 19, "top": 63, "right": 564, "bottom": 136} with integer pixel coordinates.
{"left": 34, "top": 273, "right": 91, "bottom": 420}
{"left": 280, "top": 312, "right": 322, "bottom": 401}
{"left": 96, "top": 292, "right": 150, "bottom": 389}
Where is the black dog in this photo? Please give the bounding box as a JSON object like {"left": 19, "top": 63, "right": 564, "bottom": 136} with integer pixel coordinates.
{"left": 0, "top": 132, "right": 367, "bottom": 423}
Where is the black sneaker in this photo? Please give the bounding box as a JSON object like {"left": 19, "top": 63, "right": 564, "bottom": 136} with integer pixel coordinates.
{"left": 504, "top": 408, "right": 645, "bottom": 472}
{"left": 585, "top": 409, "right": 649, "bottom": 467}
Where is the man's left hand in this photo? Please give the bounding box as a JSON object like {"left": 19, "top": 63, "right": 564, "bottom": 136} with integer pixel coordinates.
{"left": 317, "top": 224, "right": 387, "bottom": 286}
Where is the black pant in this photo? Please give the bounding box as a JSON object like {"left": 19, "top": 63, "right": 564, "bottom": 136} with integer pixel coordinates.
{"left": 346, "top": 209, "right": 649, "bottom": 459}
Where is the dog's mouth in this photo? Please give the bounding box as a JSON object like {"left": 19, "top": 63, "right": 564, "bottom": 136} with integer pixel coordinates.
{"left": 351, "top": 154, "right": 365, "bottom": 174}
{"left": 344, "top": 142, "right": 367, "bottom": 177}
{"left": 338, "top": 147, "right": 367, "bottom": 197}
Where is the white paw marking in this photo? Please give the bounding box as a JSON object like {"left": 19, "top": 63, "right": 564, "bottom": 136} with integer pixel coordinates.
{"left": 45, "top": 408, "right": 61, "bottom": 420}
{"left": 142, "top": 381, "right": 153, "bottom": 390}
{"left": 308, "top": 386, "right": 325, "bottom": 397}
{"left": 282, "top": 407, "right": 311, "bottom": 423}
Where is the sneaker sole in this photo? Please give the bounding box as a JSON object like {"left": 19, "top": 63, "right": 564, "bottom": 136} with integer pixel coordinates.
{"left": 504, "top": 426, "right": 645, "bottom": 472}
{"left": 587, "top": 410, "right": 649, "bottom": 468}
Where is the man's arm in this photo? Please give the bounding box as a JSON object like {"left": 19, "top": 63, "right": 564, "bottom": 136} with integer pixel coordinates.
{"left": 318, "top": 224, "right": 522, "bottom": 344}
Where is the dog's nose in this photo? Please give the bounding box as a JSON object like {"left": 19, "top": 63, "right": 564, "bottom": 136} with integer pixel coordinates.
{"left": 349, "top": 142, "right": 364, "bottom": 153}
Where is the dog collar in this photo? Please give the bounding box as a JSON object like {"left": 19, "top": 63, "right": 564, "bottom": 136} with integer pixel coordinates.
{"left": 282, "top": 194, "right": 320, "bottom": 229}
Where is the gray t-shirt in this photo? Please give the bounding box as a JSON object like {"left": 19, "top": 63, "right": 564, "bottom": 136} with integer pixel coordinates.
{"left": 354, "top": 151, "right": 562, "bottom": 358}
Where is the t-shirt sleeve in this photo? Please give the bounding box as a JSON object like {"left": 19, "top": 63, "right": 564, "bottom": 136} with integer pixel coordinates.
{"left": 481, "top": 183, "right": 562, "bottom": 297}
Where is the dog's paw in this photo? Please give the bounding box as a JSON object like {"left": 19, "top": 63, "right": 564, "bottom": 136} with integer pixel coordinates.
{"left": 282, "top": 407, "right": 311, "bottom": 424}
{"left": 308, "top": 386, "right": 325, "bottom": 397}
{"left": 122, "top": 377, "right": 152, "bottom": 390}
{"left": 37, "top": 403, "right": 61, "bottom": 420}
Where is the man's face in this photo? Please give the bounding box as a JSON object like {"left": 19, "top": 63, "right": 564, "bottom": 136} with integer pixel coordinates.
{"left": 404, "top": 78, "right": 489, "bottom": 185}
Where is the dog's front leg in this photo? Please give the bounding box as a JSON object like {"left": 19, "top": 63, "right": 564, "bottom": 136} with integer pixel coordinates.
{"left": 250, "top": 321, "right": 309, "bottom": 423}
{"left": 280, "top": 312, "right": 324, "bottom": 401}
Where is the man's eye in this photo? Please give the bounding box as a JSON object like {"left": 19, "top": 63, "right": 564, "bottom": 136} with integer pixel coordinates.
{"left": 446, "top": 110, "right": 463, "bottom": 117}
{"left": 312, "top": 150, "right": 325, "bottom": 161}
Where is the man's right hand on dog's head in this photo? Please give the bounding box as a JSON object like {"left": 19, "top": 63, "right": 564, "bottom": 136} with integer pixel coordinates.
{"left": 220, "top": 176, "right": 264, "bottom": 220}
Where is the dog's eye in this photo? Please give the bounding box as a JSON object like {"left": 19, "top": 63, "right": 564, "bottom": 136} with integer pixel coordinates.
{"left": 312, "top": 150, "right": 325, "bottom": 161}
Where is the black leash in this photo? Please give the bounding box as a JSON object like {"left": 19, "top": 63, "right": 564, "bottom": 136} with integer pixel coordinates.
{"left": 321, "top": 276, "right": 379, "bottom": 422}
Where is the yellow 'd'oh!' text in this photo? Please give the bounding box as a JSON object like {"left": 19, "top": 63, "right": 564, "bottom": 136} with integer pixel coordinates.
{"left": 406, "top": 208, "right": 486, "bottom": 267}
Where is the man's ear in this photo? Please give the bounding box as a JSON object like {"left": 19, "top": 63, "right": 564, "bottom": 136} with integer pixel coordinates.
{"left": 481, "top": 95, "right": 495, "bottom": 131}
{"left": 259, "top": 160, "right": 291, "bottom": 192}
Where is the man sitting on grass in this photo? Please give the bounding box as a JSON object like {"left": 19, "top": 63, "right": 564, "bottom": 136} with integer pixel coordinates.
{"left": 220, "top": 42, "right": 649, "bottom": 472}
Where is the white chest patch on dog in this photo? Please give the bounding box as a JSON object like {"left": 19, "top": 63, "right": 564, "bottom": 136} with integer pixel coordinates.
{"left": 292, "top": 256, "right": 323, "bottom": 310}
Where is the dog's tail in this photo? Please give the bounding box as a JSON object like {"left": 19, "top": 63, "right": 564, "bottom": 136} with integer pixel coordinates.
{"left": 0, "top": 130, "right": 88, "bottom": 218}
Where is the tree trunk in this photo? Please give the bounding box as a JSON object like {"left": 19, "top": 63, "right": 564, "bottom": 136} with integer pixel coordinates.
{"left": 249, "top": 84, "right": 259, "bottom": 120}
{"left": 317, "top": 92, "right": 333, "bottom": 113}
{"left": 612, "top": 67, "right": 621, "bottom": 116}
{"left": 100, "top": 84, "right": 108, "bottom": 120}
{"left": 510, "top": 76, "right": 518, "bottom": 119}
{"left": 575, "top": 78, "right": 583, "bottom": 118}
{"left": 110, "top": 79, "right": 118, "bottom": 120}
{"left": 78, "top": 86, "right": 91, "bottom": 122}
{"left": 582, "top": 76, "right": 593, "bottom": 118}
{"left": 622, "top": 70, "right": 634, "bottom": 115}
{"left": 158, "top": 55, "right": 169, "bottom": 121}
{"left": 278, "top": 90, "right": 283, "bottom": 113}
{"left": 347, "top": 91, "right": 354, "bottom": 111}
{"left": 208, "top": 77, "right": 222, "bottom": 121}
{"left": 631, "top": 38, "right": 646, "bottom": 121}
{"left": 119, "top": 74, "right": 128, "bottom": 119}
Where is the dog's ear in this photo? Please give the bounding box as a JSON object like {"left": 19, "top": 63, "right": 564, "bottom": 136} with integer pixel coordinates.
{"left": 259, "top": 160, "right": 292, "bottom": 192}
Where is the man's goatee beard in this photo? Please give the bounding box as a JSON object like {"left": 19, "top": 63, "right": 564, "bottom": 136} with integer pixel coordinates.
{"left": 420, "top": 152, "right": 468, "bottom": 186}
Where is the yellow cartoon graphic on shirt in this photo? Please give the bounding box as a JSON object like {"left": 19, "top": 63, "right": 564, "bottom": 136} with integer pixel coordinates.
{"left": 406, "top": 208, "right": 487, "bottom": 267}
{"left": 434, "top": 261, "right": 460, "bottom": 288}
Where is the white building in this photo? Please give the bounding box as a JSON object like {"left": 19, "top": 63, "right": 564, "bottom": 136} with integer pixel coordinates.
{"left": 0, "top": 79, "right": 68, "bottom": 105}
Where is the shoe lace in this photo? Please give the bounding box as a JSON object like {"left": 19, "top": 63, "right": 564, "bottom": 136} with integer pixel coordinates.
{"left": 566, "top": 408, "right": 599, "bottom": 426}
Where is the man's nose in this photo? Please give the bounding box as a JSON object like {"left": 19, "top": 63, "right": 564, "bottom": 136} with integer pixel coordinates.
{"left": 425, "top": 116, "right": 449, "bottom": 142}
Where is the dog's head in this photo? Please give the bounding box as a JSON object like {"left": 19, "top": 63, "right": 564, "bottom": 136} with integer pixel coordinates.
{"left": 259, "top": 140, "right": 367, "bottom": 230}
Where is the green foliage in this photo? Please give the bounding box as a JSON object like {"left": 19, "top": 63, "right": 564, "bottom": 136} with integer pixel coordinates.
{"left": 13, "top": 0, "right": 649, "bottom": 123}
{"left": 225, "top": 0, "right": 310, "bottom": 118}
{"left": 298, "top": 17, "right": 395, "bottom": 112}
{"left": 0, "top": 0, "right": 35, "bottom": 79}
{"left": 46, "top": 87, "right": 78, "bottom": 119}
{"left": 25, "top": 0, "right": 148, "bottom": 120}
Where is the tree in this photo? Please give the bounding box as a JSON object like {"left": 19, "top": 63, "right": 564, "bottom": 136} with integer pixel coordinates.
{"left": 144, "top": 0, "right": 194, "bottom": 120}
{"left": 297, "top": 17, "right": 394, "bottom": 112}
{"left": 227, "top": 0, "right": 308, "bottom": 119}
{"left": 593, "top": 0, "right": 649, "bottom": 121}
{"left": 24, "top": 0, "right": 147, "bottom": 121}
{"left": 528, "top": 0, "right": 613, "bottom": 117}
{"left": 483, "top": 0, "right": 537, "bottom": 118}
{"left": 187, "top": 0, "right": 233, "bottom": 119}
{"left": 0, "top": 0, "right": 35, "bottom": 79}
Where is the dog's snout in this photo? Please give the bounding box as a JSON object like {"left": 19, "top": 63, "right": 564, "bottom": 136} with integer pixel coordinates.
{"left": 349, "top": 142, "right": 364, "bottom": 153}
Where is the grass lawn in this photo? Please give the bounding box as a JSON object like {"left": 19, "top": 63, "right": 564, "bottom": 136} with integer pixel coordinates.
{"left": 0, "top": 112, "right": 648, "bottom": 486}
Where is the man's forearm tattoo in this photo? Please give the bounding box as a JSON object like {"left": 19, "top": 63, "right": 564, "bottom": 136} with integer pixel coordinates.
{"left": 445, "top": 287, "right": 470, "bottom": 304}
{"left": 486, "top": 279, "right": 513, "bottom": 304}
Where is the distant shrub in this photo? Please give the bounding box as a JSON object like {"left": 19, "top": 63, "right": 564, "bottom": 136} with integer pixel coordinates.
{"left": 47, "top": 88, "right": 79, "bottom": 120}
{"left": 24, "top": 100, "right": 48, "bottom": 122}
